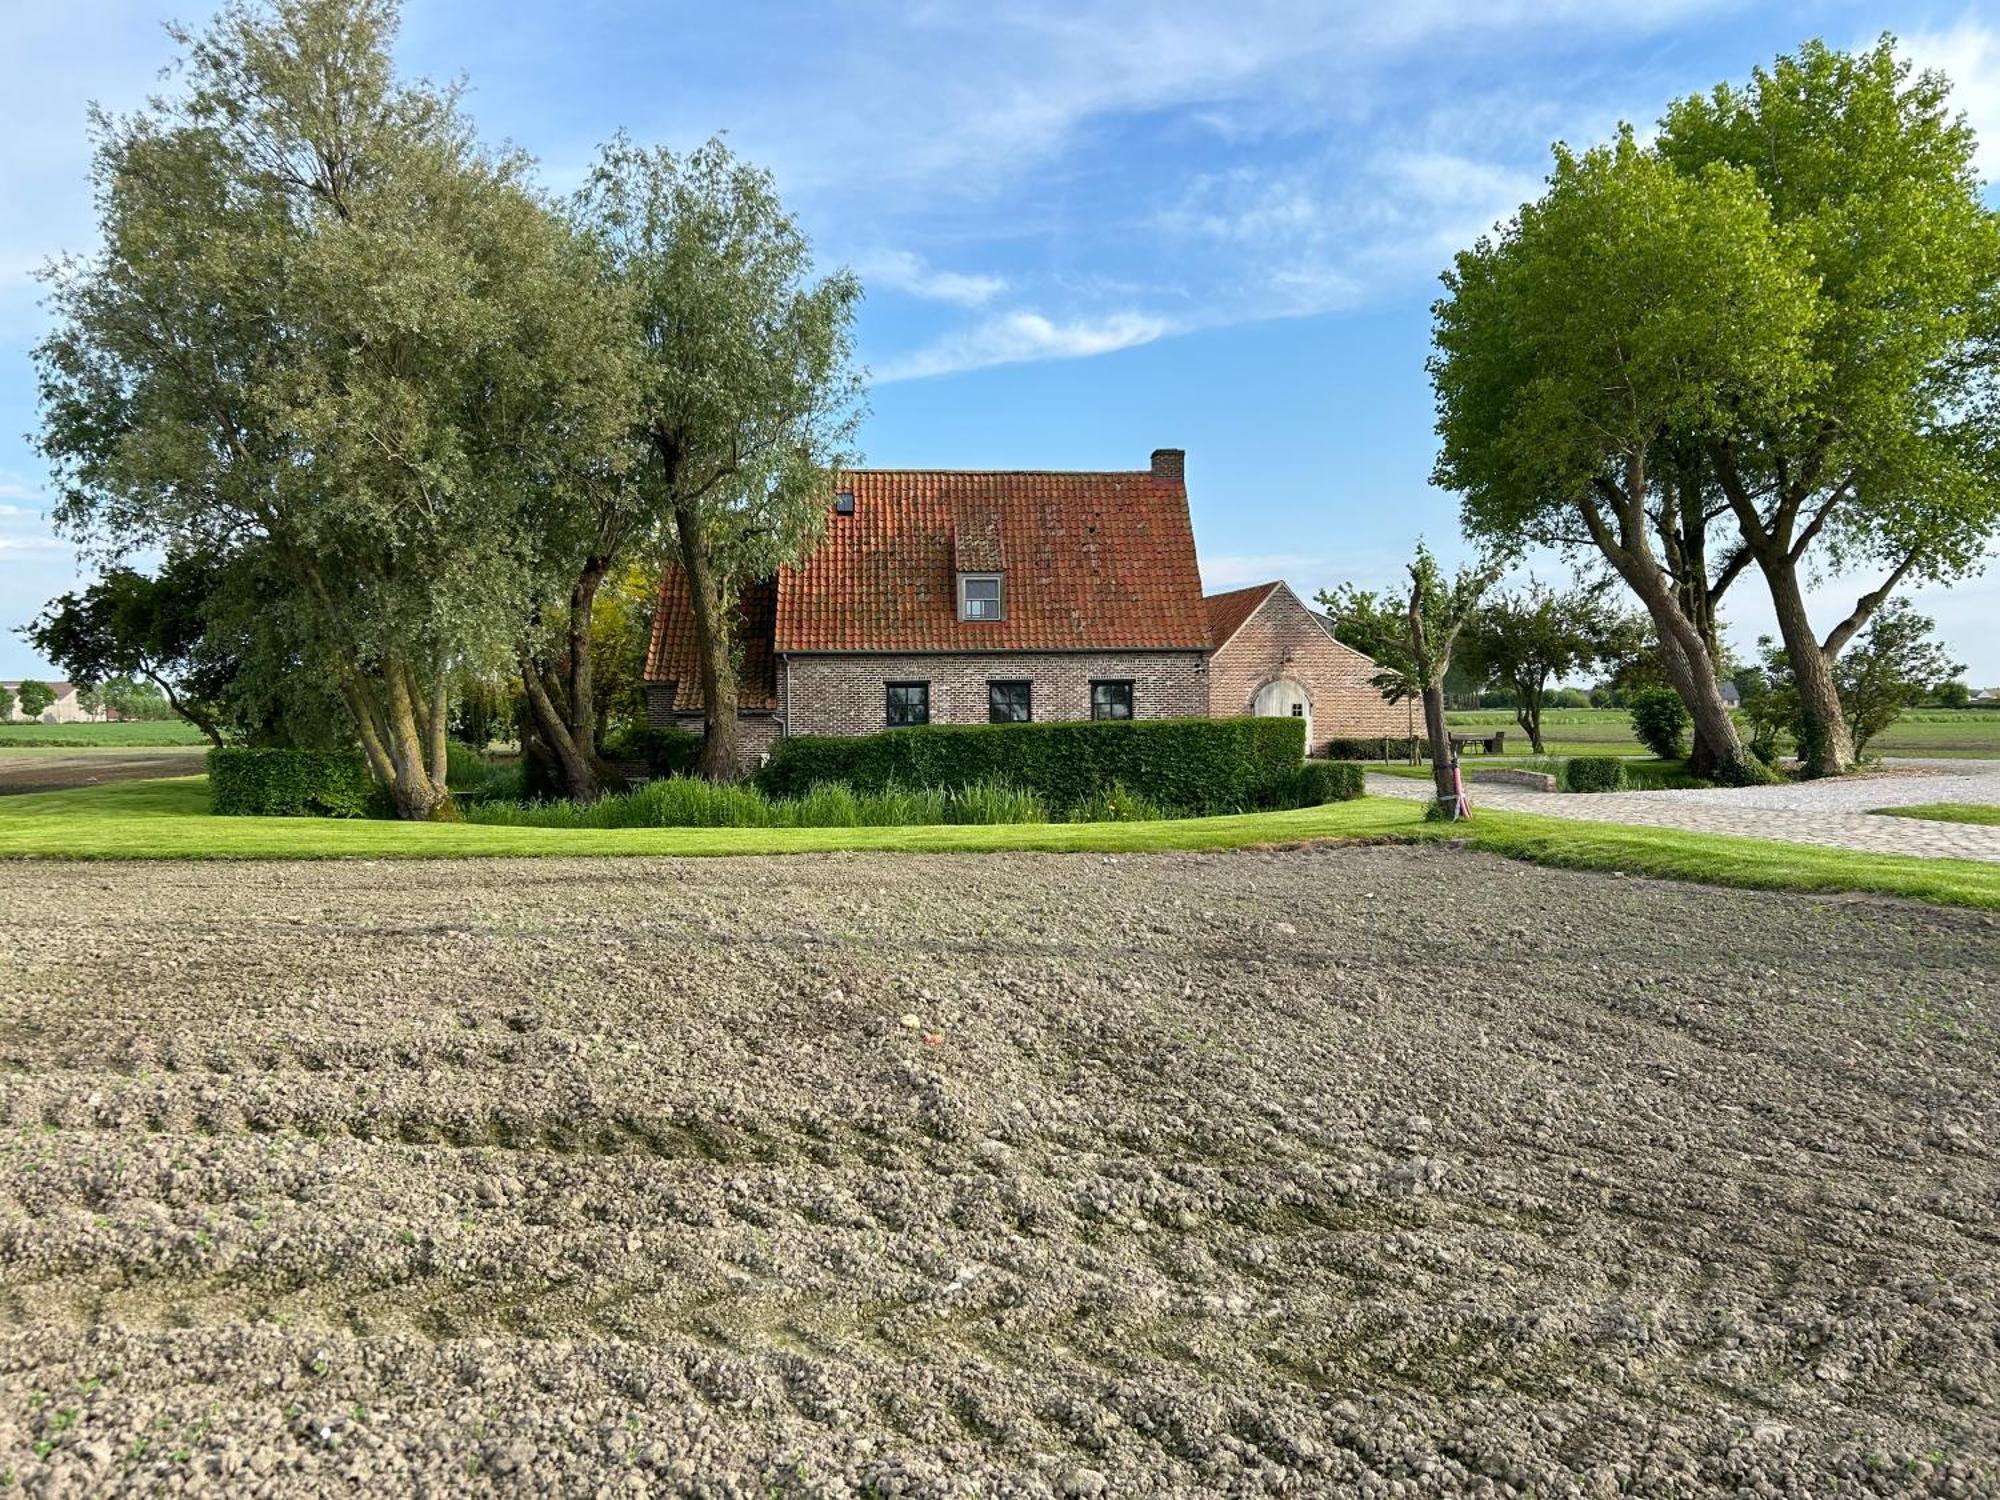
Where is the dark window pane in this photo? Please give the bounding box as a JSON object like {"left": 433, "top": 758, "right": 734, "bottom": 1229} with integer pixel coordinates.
{"left": 988, "top": 680, "right": 1032, "bottom": 723}
{"left": 960, "top": 574, "right": 1003, "bottom": 621}
{"left": 1091, "top": 681, "right": 1134, "bottom": 721}
{"left": 886, "top": 682, "right": 929, "bottom": 727}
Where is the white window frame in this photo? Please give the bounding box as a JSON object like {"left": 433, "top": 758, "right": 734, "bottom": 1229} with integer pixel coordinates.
{"left": 958, "top": 573, "right": 1005, "bottom": 622}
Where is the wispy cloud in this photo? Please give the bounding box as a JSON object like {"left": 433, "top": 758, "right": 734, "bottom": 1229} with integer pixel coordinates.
{"left": 853, "top": 249, "right": 1006, "bottom": 307}
{"left": 1902, "top": 18, "right": 2000, "bottom": 183}
{"left": 874, "top": 308, "right": 1172, "bottom": 382}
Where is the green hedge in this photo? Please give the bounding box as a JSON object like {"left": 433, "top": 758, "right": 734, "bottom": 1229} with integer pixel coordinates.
{"left": 757, "top": 716, "right": 1308, "bottom": 815}
{"left": 1324, "top": 736, "right": 1420, "bottom": 762}
{"left": 1562, "top": 756, "right": 1627, "bottom": 793}
{"left": 1278, "top": 760, "right": 1365, "bottom": 806}
{"left": 208, "top": 747, "right": 378, "bottom": 818}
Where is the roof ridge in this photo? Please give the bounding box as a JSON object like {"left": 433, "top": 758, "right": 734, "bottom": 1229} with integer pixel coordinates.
{"left": 839, "top": 467, "right": 1158, "bottom": 476}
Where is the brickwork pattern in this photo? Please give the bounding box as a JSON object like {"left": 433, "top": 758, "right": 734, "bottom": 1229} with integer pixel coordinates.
{"left": 782, "top": 652, "right": 1208, "bottom": 737}
{"left": 1206, "top": 586, "right": 1408, "bottom": 755}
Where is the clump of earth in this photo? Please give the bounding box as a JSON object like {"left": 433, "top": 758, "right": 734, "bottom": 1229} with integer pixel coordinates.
{"left": 0, "top": 847, "right": 1994, "bottom": 1496}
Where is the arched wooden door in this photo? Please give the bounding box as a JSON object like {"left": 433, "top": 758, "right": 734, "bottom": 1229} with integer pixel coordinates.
{"left": 1253, "top": 678, "right": 1311, "bottom": 754}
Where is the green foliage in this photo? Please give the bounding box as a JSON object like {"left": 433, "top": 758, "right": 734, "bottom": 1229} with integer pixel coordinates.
{"left": 1323, "top": 736, "right": 1420, "bottom": 762}
{"left": 1935, "top": 681, "right": 1972, "bottom": 710}
{"left": 208, "top": 748, "right": 377, "bottom": 818}
{"left": 603, "top": 724, "right": 702, "bottom": 776}
{"left": 1065, "top": 783, "right": 1163, "bottom": 824}
{"left": 1458, "top": 579, "right": 1624, "bottom": 750}
{"left": 1271, "top": 761, "right": 1366, "bottom": 807}
{"left": 1628, "top": 688, "right": 1692, "bottom": 759}
{"left": 1312, "top": 586, "right": 1406, "bottom": 667}
{"left": 756, "top": 716, "right": 1308, "bottom": 816}
{"left": 463, "top": 775, "right": 1050, "bottom": 830}
{"left": 1563, "top": 757, "right": 1628, "bottom": 793}
{"left": 0, "top": 684, "right": 11, "bottom": 721}
{"left": 15, "top": 682, "right": 56, "bottom": 720}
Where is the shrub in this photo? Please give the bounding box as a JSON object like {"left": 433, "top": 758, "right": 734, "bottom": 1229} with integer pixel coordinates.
{"left": 1562, "top": 756, "right": 1626, "bottom": 793}
{"left": 604, "top": 724, "right": 702, "bottom": 777}
{"left": 757, "top": 716, "right": 1306, "bottom": 816}
{"left": 462, "top": 775, "right": 1053, "bottom": 830}
{"left": 208, "top": 747, "right": 378, "bottom": 817}
{"left": 1270, "top": 760, "right": 1365, "bottom": 808}
{"left": 1628, "top": 688, "right": 1690, "bottom": 759}
{"left": 1066, "top": 783, "right": 1163, "bottom": 823}
{"left": 444, "top": 739, "right": 490, "bottom": 792}
{"left": 1323, "top": 736, "right": 1420, "bottom": 762}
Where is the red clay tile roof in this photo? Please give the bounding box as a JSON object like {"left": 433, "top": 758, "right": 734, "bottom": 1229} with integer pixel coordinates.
{"left": 647, "top": 465, "right": 1209, "bottom": 673}
{"left": 1202, "top": 581, "right": 1283, "bottom": 650}
{"left": 644, "top": 572, "right": 779, "bottom": 711}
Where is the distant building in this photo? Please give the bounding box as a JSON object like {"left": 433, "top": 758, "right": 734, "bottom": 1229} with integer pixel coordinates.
{"left": 1, "top": 681, "right": 108, "bottom": 724}
{"left": 1717, "top": 680, "right": 1743, "bottom": 708}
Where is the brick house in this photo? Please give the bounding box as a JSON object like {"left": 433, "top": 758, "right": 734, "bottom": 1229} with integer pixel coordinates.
{"left": 1202, "top": 580, "right": 1412, "bottom": 757}
{"left": 644, "top": 449, "right": 1399, "bottom": 761}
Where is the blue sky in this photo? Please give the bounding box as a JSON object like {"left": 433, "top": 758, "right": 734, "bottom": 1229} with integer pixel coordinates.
{"left": 4, "top": 1, "right": 1998, "bottom": 682}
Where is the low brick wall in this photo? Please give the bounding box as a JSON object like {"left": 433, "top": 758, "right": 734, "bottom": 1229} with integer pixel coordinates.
{"left": 1469, "top": 768, "right": 1557, "bottom": 792}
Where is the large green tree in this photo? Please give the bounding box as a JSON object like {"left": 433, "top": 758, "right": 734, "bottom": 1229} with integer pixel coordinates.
{"left": 34, "top": 0, "right": 625, "bottom": 818}
{"left": 1658, "top": 40, "right": 2000, "bottom": 776}
{"left": 577, "top": 136, "right": 863, "bottom": 781}
{"left": 15, "top": 681, "right": 57, "bottom": 721}
{"left": 1432, "top": 133, "right": 1805, "bottom": 786}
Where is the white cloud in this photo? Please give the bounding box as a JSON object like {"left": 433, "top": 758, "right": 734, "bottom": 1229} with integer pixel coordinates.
{"left": 874, "top": 309, "right": 1171, "bottom": 381}
{"left": 854, "top": 249, "right": 1006, "bottom": 307}
{"left": 1902, "top": 18, "right": 2000, "bottom": 183}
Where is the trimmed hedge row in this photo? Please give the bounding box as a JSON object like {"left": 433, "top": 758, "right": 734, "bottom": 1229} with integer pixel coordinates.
{"left": 1562, "top": 756, "right": 1626, "bottom": 793}
{"left": 604, "top": 724, "right": 702, "bottom": 777}
{"left": 208, "top": 747, "right": 377, "bottom": 817}
{"left": 757, "top": 716, "right": 1309, "bottom": 815}
{"left": 1323, "top": 736, "right": 1421, "bottom": 762}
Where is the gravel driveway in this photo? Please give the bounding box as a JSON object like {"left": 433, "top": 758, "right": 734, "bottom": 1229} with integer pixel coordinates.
{"left": 1, "top": 849, "right": 1995, "bottom": 1496}
{"left": 1371, "top": 757, "right": 2000, "bottom": 861}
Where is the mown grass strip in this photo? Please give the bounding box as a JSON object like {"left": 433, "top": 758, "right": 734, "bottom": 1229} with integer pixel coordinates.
{"left": 2, "top": 775, "right": 1996, "bottom": 911}
{"left": 1870, "top": 803, "right": 2000, "bottom": 827}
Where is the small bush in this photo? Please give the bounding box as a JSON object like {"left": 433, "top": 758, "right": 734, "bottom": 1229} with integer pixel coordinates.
{"left": 1066, "top": 782, "right": 1163, "bottom": 823}
{"left": 1562, "top": 756, "right": 1626, "bottom": 793}
{"left": 444, "top": 739, "right": 490, "bottom": 792}
{"left": 208, "top": 747, "right": 377, "bottom": 818}
{"left": 1270, "top": 760, "right": 1365, "bottom": 808}
{"left": 1628, "top": 689, "right": 1690, "bottom": 760}
{"left": 758, "top": 715, "right": 1305, "bottom": 816}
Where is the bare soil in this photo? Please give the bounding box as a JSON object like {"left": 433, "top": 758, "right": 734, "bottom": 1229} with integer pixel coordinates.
{"left": 0, "top": 749, "right": 206, "bottom": 797}
{"left": 1, "top": 848, "right": 1996, "bottom": 1497}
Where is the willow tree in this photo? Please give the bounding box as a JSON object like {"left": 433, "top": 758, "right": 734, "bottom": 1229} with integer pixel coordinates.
{"left": 34, "top": 0, "right": 626, "bottom": 818}
{"left": 1657, "top": 40, "right": 2000, "bottom": 776}
{"left": 1431, "top": 133, "right": 1805, "bottom": 786}
{"left": 577, "top": 136, "right": 863, "bottom": 780}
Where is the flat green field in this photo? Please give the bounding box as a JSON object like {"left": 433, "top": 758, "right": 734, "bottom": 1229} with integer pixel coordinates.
{"left": 3, "top": 775, "right": 1994, "bottom": 910}
{"left": 1447, "top": 707, "right": 2000, "bottom": 758}
{"left": 0, "top": 719, "right": 206, "bottom": 747}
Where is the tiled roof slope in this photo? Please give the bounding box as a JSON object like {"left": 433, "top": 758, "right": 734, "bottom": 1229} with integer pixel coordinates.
{"left": 1202, "top": 581, "right": 1283, "bottom": 650}
{"left": 645, "top": 572, "right": 780, "bottom": 711}
{"left": 773, "top": 468, "right": 1208, "bottom": 653}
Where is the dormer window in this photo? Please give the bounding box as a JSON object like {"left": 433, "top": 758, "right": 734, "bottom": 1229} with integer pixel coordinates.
{"left": 833, "top": 490, "right": 855, "bottom": 516}
{"left": 958, "top": 573, "right": 1004, "bottom": 622}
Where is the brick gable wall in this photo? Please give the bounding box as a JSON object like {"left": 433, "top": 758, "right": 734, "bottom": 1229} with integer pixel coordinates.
{"left": 1207, "top": 587, "right": 1408, "bottom": 754}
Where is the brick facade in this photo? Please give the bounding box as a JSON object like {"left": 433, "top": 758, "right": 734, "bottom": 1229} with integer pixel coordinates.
{"left": 785, "top": 651, "right": 1208, "bottom": 736}
{"left": 1206, "top": 584, "right": 1409, "bottom": 756}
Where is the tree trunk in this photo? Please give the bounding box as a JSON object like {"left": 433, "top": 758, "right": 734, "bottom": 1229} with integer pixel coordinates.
{"left": 1581, "top": 472, "right": 1762, "bottom": 784}
{"left": 567, "top": 557, "right": 608, "bottom": 768}
{"left": 379, "top": 655, "right": 455, "bottom": 821}
{"left": 1515, "top": 671, "right": 1547, "bottom": 755}
{"left": 1421, "top": 682, "right": 1456, "bottom": 807}
{"left": 1764, "top": 564, "right": 1856, "bottom": 777}
{"left": 518, "top": 657, "right": 600, "bottom": 802}
{"left": 673, "top": 495, "right": 739, "bottom": 782}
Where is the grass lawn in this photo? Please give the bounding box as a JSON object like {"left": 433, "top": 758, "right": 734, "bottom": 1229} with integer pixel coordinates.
{"left": 1871, "top": 803, "right": 2000, "bottom": 827}
{"left": 1447, "top": 707, "right": 2000, "bottom": 758}
{"left": 3, "top": 775, "right": 1996, "bottom": 911}
{"left": 0, "top": 720, "right": 207, "bottom": 747}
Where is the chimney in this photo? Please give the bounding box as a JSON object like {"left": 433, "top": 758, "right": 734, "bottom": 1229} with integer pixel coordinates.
{"left": 1150, "top": 448, "right": 1184, "bottom": 483}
